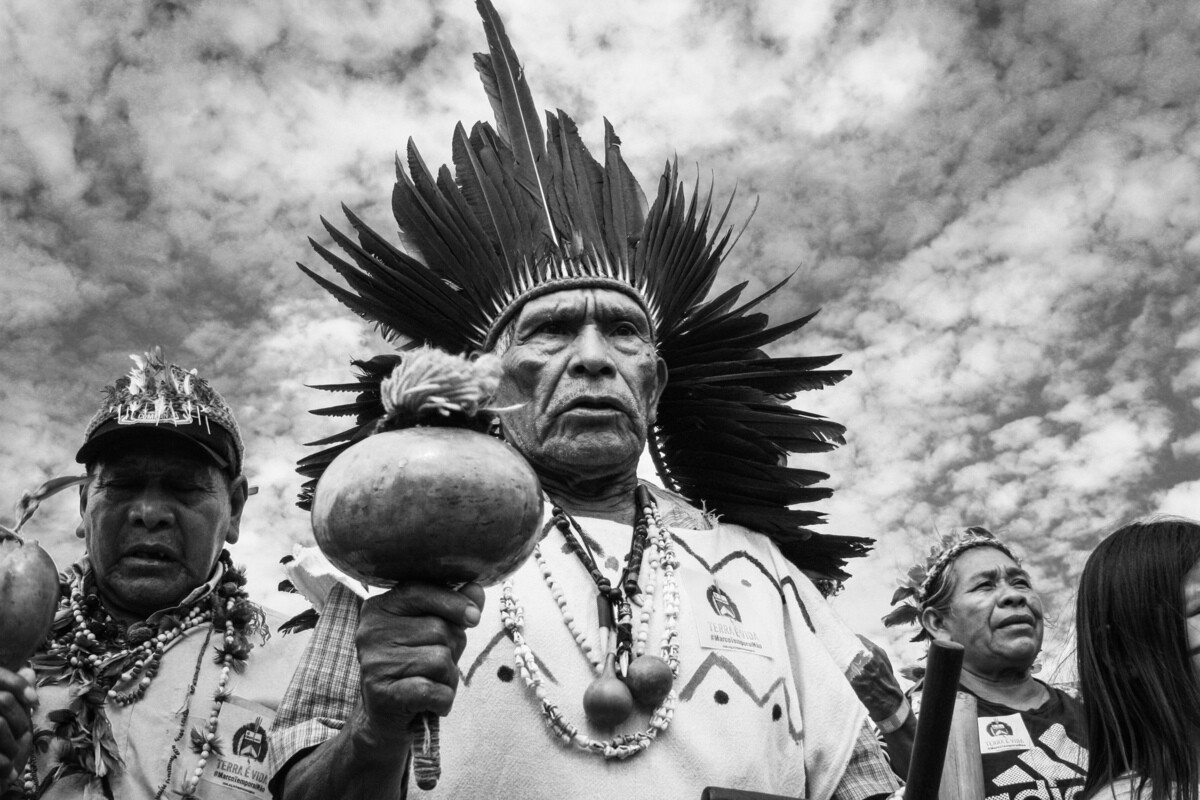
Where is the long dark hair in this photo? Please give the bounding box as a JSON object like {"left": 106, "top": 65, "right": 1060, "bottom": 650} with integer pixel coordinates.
{"left": 1077, "top": 517, "right": 1200, "bottom": 800}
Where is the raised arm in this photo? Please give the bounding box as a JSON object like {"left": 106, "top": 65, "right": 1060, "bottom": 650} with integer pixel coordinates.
{"left": 847, "top": 635, "right": 914, "bottom": 780}
{"left": 273, "top": 582, "right": 484, "bottom": 800}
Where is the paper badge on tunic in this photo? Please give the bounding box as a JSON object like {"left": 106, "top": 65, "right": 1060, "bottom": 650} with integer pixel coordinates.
{"left": 682, "top": 571, "right": 773, "bottom": 659}
{"left": 198, "top": 695, "right": 275, "bottom": 798}
{"left": 978, "top": 712, "right": 1035, "bottom": 754}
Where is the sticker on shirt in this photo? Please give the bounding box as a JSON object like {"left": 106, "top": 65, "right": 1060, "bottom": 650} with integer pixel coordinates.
{"left": 682, "top": 571, "right": 772, "bottom": 658}
{"left": 197, "top": 695, "right": 275, "bottom": 798}
{"left": 978, "top": 712, "right": 1034, "bottom": 754}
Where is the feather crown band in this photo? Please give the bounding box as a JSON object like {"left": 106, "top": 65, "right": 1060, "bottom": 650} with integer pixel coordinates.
{"left": 883, "top": 526, "right": 1018, "bottom": 639}
{"left": 77, "top": 348, "right": 244, "bottom": 474}
{"left": 296, "top": 0, "right": 873, "bottom": 580}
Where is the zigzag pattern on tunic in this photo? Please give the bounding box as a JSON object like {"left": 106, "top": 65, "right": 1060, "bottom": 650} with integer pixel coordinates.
{"left": 678, "top": 652, "right": 803, "bottom": 744}
{"left": 462, "top": 628, "right": 557, "bottom": 686}
{"left": 458, "top": 539, "right": 822, "bottom": 744}
{"left": 669, "top": 536, "right": 817, "bottom": 634}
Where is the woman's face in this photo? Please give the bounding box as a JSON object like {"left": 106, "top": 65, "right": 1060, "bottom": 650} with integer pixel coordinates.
{"left": 1183, "top": 558, "right": 1200, "bottom": 676}
{"left": 928, "top": 547, "right": 1045, "bottom": 679}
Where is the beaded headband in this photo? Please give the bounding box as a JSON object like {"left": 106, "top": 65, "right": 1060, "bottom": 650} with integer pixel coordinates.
{"left": 76, "top": 348, "right": 244, "bottom": 475}
{"left": 483, "top": 277, "right": 653, "bottom": 350}
{"left": 295, "top": 0, "right": 873, "bottom": 579}
{"left": 883, "top": 526, "right": 1018, "bottom": 640}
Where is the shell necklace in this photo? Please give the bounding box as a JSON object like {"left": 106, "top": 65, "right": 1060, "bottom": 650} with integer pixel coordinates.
{"left": 21, "top": 553, "right": 264, "bottom": 799}
{"left": 500, "top": 486, "right": 681, "bottom": 759}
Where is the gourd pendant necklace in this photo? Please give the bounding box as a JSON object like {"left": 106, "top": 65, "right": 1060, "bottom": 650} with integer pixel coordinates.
{"left": 500, "top": 485, "right": 681, "bottom": 760}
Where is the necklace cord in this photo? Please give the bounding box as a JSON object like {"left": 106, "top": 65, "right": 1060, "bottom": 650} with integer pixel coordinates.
{"left": 501, "top": 490, "right": 682, "bottom": 760}
{"left": 22, "top": 552, "right": 262, "bottom": 800}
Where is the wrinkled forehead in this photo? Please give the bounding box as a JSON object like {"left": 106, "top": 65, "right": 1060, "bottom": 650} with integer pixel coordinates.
{"left": 516, "top": 287, "right": 653, "bottom": 326}
{"left": 950, "top": 546, "right": 1027, "bottom": 584}
{"left": 484, "top": 278, "right": 655, "bottom": 351}
{"left": 491, "top": 286, "right": 656, "bottom": 353}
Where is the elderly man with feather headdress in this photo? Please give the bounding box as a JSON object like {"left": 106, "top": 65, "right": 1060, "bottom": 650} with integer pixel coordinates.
{"left": 268, "top": 3, "right": 903, "bottom": 799}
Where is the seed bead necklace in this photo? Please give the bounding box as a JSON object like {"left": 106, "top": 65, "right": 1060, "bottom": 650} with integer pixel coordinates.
{"left": 500, "top": 486, "right": 681, "bottom": 760}
{"left": 21, "top": 552, "right": 264, "bottom": 800}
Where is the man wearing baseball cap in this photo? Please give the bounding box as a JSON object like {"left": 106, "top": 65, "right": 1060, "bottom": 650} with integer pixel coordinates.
{"left": 1, "top": 348, "right": 308, "bottom": 800}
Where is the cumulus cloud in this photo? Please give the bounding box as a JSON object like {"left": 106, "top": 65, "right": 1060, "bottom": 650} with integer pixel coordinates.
{"left": 5, "top": 0, "right": 1200, "bottom": 683}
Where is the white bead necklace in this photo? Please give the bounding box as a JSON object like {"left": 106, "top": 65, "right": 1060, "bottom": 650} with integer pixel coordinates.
{"left": 21, "top": 557, "right": 261, "bottom": 800}
{"left": 499, "top": 492, "right": 681, "bottom": 759}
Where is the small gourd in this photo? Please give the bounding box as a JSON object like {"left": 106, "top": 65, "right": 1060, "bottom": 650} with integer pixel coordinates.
{"left": 583, "top": 653, "right": 634, "bottom": 728}
{"left": 0, "top": 534, "right": 58, "bottom": 672}
{"left": 0, "top": 475, "right": 80, "bottom": 673}
{"left": 624, "top": 654, "right": 673, "bottom": 708}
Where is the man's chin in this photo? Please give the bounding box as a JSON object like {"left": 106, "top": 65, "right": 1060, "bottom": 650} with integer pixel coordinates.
{"left": 543, "top": 432, "right": 642, "bottom": 469}
{"left": 103, "top": 571, "right": 192, "bottom": 616}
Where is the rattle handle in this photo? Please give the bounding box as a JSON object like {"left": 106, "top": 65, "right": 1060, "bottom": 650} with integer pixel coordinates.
{"left": 409, "top": 712, "right": 441, "bottom": 790}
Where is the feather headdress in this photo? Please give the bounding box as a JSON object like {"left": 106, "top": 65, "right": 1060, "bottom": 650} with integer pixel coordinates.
{"left": 296, "top": 0, "right": 872, "bottom": 580}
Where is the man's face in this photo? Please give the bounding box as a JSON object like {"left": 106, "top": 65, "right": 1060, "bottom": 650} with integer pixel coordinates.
{"left": 924, "top": 547, "right": 1045, "bottom": 677}
{"left": 495, "top": 288, "right": 667, "bottom": 481}
{"left": 77, "top": 439, "right": 247, "bottom": 620}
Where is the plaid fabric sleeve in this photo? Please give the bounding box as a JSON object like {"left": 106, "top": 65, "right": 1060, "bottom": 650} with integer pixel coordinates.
{"left": 831, "top": 721, "right": 902, "bottom": 800}
{"left": 268, "top": 582, "right": 365, "bottom": 784}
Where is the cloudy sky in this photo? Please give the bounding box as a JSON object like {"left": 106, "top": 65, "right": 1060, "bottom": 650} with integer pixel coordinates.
{"left": 4, "top": 0, "right": 1199, "bottom": 679}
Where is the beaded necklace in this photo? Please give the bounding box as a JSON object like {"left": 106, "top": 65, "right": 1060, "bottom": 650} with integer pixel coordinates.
{"left": 21, "top": 551, "right": 265, "bottom": 800}
{"left": 500, "top": 486, "right": 681, "bottom": 759}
